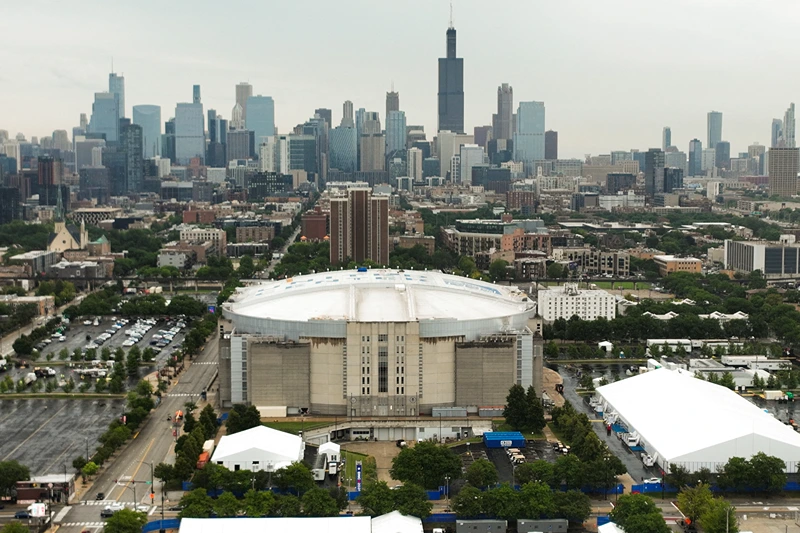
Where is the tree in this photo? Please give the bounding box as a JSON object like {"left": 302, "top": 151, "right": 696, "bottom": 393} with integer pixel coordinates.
{"left": 717, "top": 457, "right": 751, "bottom": 493}
{"left": 699, "top": 498, "right": 738, "bottom": 533}
{"left": 183, "top": 412, "right": 197, "bottom": 434}
{"left": 624, "top": 513, "right": 671, "bottom": 533}
{"left": 72, "top": 456, "right": 88, "bottom": 472}
{"left": 0, "top": 461, "right": 30, "bottom": 497}
{"left": 610, "top": 494, "right": 661, "bottom": 530}
{"left": 243, "top": 488, "right": 275, "bottom": 517}
{"left": 466, "top": 458, "right": 498, "bottom": 488}
{"left": 213, "top": 491, "right": 241, "bottom": 517}
{"left": 1, "top": 523, "right": 30, "bottom": 533}
{"left": 275, "top": 462, "right": 315, "bottom": 496}
{"left": 299, "top": 487, "right": 339, "bottom": 517}
{"left": 273, "top": 494, "right": 302, "bottom": 517}
{"left": 481, "top": 484, "right": 521, "bottom": 521}
{"left": 393, "top": 482, "right": 432, "bottom": 518}
{"left": 226, "top": 404, "right": 262, "bottom": 435}
{"left": 552, "top": 454, "right": 583, "bottom": 490}
{"left": 553, "top": 490, "right": 591, "bottom": 523}
{"left": 154, "top": 463, "right": 174, "bottom": 483}
{"left": 238, "top": 255, "right": 256, "bottom": 279}
{"left": 519, "top": 481, "right": 556, "bottom": 519}
{"left": 503, "top": 384, "right": 528, "bottom": 431}
{"left": 103, "top": 509, "right": 147, "bottom": 533}
{"left": 547, "top": 262, "right": 566, "bottom": 279}
{"left": 81, "top": 461, "right": 99, "bottom": 478}
{"left": 452, "top": 485, "right": 483, "bottom": 518}
{"left": 748, "top": 452, "right": 787, "bottom": 494}
{"left": 678, "top": 483, "right": 714, "bottom": 523}
{"left": 515, "top": 461, "right": 554, "bottom": 487}
{"left": 179, "top": 488, "right": 214, "bottom": 518}
{"left": 718, "top": 371, "right": 736, "bottom": 390}
{"left": 356, "top": 481, "right": 395, "bottom": 517}
{"left": 199, "top": 404, "right": 218, "bottom": 440}
{"left": 524, "top": 385, "right": 546, "bottom": 434}
{"left": 666, "top": 463, "right": 692, "bottom": 490}
{"left": 489, "top": 260, "right": 509, "bottom": 282}
{"left": 389, "top": 440, "right": 462, "bottom": 490}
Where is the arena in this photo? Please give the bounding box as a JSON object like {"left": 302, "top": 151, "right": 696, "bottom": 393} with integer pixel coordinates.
{"left": 219, "top": 269, "right": 544, "bottom": 416}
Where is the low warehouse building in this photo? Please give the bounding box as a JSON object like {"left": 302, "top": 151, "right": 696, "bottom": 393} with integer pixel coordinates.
{"left": 596, "top": 369, "right": 800, "bottom": 473}
{"left": 210, "top": 426, "right": 304, "bottom": 472}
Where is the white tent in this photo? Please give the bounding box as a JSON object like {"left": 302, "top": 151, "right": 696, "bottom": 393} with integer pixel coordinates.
{"left": 598, "top": 523, "right": 625, "bottom": 533}
{"left": 372, "top": 511, "right": 424, "bottom": 533}
{"left": 180, "top": 517, "right": 371, "bottom": 533}
{"left": 210, "top": 425, "right": 305, "bottom": 472}
{"left": 596, "top": 368, "right": 800, "bottom": 473}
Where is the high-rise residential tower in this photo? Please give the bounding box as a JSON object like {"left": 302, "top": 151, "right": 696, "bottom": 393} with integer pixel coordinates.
{"left": 688, "top": 139, "right": 702, "bottom": 176}
{"left": 715, "top": 141, "right": 731, "bottom": 169}
{"left": 769, "top": 147, "right": 800, "bottom": 197}
{"left": 89, "top": 92, "right": 120, "bottom": 142}
{"left": 545, "top": 130, "right": 558, "bottom": 160}
{"left": 707, "top": 111, "right": 722, "bottom": 149}
{"left": 784, "top": 103, "right": 796, "bottom": 148}
{"left": 174, "top": 96, "right": 204, "bottom": 165}
{"left": 407, "top": 147, "right": 423, "bottom": 181}
{"left": 329, "top": 124, "right": 357, "bottom": 172}
{"left": 236, "top": 82, "right": 253, "bottom": 121}
{"left": 109, "top": 72, "right": 125, "bottom": 119}
{"left": 386, "top": 91, "right": 399, "bottom": 121}
{"left": 437, "top": 23, "right": 464, "bottom": 133}
{"left": 459, "top": 144, "right": 485, "bottom": 185}
{"left": 132, "top": 105, "right": 162, "bottom": 158}
{"left": 245, "top": 95, "right": 275, "bottom": 143}
{"left": 513, "top": 101, "right": 545, "bottom": 169}
{"left": 314, "top": 108, "right": 332, "bottom": 129}
{"left": 772, "top": 119, "right": 784, "bottom": 148}
{"left": 493, "top": 83, "right": 513, "bottom": 140}
{"left": 385, "top": 110, "right": 407, "bottom": 155}
{"left": 644, "top": 148, "right": 665, "bottom": 198}
{"left": 329, "top": 188, "right": 389, "bottom": 266}
{"left": 662, "top": 127, "right": 671, "bottom": 151}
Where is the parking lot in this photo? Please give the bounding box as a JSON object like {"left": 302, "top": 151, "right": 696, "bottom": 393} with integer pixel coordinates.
{"left": 5, "top": 316, "right": 189, "bottom": 393}
{"left": 0, "top": 398, "right": 125, "bottom": 476}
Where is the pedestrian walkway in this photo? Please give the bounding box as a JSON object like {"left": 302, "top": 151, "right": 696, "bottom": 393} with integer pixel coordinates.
{"left": 62, "top": 522, "right": 105, "bottom": 528}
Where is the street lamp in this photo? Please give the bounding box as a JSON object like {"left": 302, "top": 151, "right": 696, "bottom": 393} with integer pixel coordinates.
{"left": 444, "top": 476, "right": 450, "bottom": 502}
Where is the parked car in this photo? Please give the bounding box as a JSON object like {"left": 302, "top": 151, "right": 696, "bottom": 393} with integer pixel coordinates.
{"left": 14, "top": 511, "right": 31, "bottom": 519}
{"left": 96, "top": 492, "right": 105, "bottom": 500}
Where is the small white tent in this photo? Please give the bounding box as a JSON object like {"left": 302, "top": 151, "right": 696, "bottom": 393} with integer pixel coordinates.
{"left": 210, "top": 425, "right": 305, "bottom": 472}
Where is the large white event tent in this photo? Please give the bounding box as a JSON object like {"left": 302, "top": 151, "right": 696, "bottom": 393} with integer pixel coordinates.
{"left": 210, "top": 425, "right": 305, "bottom": 472}
{"left": 596, "top": 368, "right": 800, "bottom": 473}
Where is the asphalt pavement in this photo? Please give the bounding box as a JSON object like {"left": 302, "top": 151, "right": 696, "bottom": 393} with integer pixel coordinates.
{"left": 53, "top": 331, "right": 219, "bottom": 532}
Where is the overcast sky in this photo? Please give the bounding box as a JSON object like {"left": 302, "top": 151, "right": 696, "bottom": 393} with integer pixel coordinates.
{"left": 2, "top": 0, "right": 799, "bottom": 158}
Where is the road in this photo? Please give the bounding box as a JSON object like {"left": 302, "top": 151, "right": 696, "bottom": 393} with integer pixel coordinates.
{"left": 52, "top": 332, "right": 220, "bottom": 531}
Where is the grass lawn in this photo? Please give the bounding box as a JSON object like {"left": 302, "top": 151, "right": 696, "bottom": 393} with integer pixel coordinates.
{"left": 546, "top": 422, "right": 570, "bottom": 444}
{"left": 263, "top": 421, "right": 330, "bottom": 435}
{"left": 341, "top": 450, "right": 368, "bottom": 485}
{"left": 495, "top": 421, "right": 546, "bottom": 440}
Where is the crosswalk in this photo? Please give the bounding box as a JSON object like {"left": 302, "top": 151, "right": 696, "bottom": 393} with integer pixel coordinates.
{"left": 62, "top": 522, "right": 105, "bottom": 527}
{"left": 193, "top": 362, "right": 217, "bottom": 365}
{"left": 166, "top": 392, "right": 198, "bottom": 397}
{"left": 82, "top": 500, "right": 118, "bottom": 506}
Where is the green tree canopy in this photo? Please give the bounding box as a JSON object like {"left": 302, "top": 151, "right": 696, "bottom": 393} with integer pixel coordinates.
{"left": 0, "top": 461, "right": 30, "bottom": 497}
{"left": 301, "top": 487, "right": 339, "bottom": 517}
{"left": 466, "top": 458, "right": 498, "bottom": 488}
{"left": 699, "top": 498, "right": 737, "bottom": 533}
{"left": 179, "top": 488, "right": 214, "bottom": 518}
{"left": 610, "top": 494, "right": 661, "bottom": 531}
{"left": 356, "top": 481, "right": 395, "bottom": 517}
{"left": 389, "top": 441, "right": 462, "bottom": 490}
{"left": 392, "top": 483, "right": 433, "bottom": 519}
{"left": 225, "top": 404, "right": 262, "bottom": 435}
{"left": 451, "top": 485, "right": 483, "bottom": 518}
{"left": 104, "top": 509, "right": 147, "bottom": 533}
{"left": 274, "top": 462, "right": 315, "bottom": 496}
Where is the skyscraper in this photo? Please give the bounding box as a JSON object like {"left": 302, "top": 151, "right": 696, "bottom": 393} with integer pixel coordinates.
{"left": 236, "top": 83, "right": 253, "bottom": 121}
{"left": 662, "top": 127, "right": 671, "bottom": 151}
{"left": 513, "top": 101, "right": 545, "bottom": 169}
{"left": 437, "top": 23, "right": 464, "bottom": 133}
{"left": 121, "top": 122, "right": 143, "bottom": 192}
{"left": 644, "top": 148, "right": 665, "bottom": 198}
{"left": 663, "top": 167, "right": 683, "bottom": 193}
{"left": 707, "top": 111, "right": 722, "bottom": 149}
{"left": 227, "top": 130, "right": 255, "bottom": 160}
{"left": 493, "top": 83, "right": 513, "bottom": 140}
{"left": 193, "top": 85, "right": 202, "bottom": 105}
{"left": 132, "top": 105, "right": 161, "bottom": 158}
{"left": 715, "top": 141, "right": 731, "bottom": 170}
{"left": 314, "top": 108, "right": 332, "bottom": 129}
{"left": 407, "top": 147, "right": 423, "bottom": 181}
{"left": 784, "top": 103, "right": 796, "bottom": 148}
{"left": 385, "top": 110, "right": 407, "bottom": 155}
{"left": 174, "top": 97, "right": 204, "bottom": 165}
{"left": 545, "top": 130, "right": 558, "bottom": 160}
{"left": 342, "top": 101, "right": 354, "bottom": 128}
{"left": 329, "top": 125, "right": 357, "bottom": 172}
{"left": 688, "top": 139, "right": 703, "bottom": 176}
{"left": 769, "top": 147, "right": 800, "bottom": 197}
{"left": 473, "top": 126, "right": 492, "bottom": 149}
{"left": 359, "top": 134, "right": 385, "bottom": 172}
{"left": 459, "top": 144, "right": 485, "bottom": 185}
{"left": 772, "top": 119, "right": 783, "bottom": 148}
{"left": 245, "top": 95, "right": 275, "bottom": 143}
{"left": 109, "top": 72, "right": 125, "bottom": 119}
{"left": 329, "top": 188, "right": 388, "bottom": 265}
{"left": 89, "top": 92, "right": 120, "bottom": 142}
{"left": 386, "top": 91, "right": 399, "bottom": 121}
{"left": 52, "top": 130, "right": 70, "bottom": 151}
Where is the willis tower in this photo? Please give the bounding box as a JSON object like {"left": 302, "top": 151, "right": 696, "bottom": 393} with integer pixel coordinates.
{"left": 437, "top": 17, "right": 464, "bottom": 134}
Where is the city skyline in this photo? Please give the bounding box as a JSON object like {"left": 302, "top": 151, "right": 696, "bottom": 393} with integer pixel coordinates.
{"left": 3, "top": 0, "right": 800, "bottom": 157}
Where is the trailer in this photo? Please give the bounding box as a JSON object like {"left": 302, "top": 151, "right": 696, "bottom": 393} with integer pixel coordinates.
{"left": 747, "top": 359, "right": 792, "bottom": 371}
{"left": 483, "top": 431, "right": 526, "bottom": 449}
{"left": 196, "top": 452, "right": 210, "bottom": 469}
{"left": 202, "top": 439, "right": 215, "bottom": 455}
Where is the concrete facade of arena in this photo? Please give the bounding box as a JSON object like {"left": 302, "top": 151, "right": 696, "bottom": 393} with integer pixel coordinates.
{"left": 219, "top": 269, "right": 544, "bottom": 416}
{"left": 596, "top": 369, "right": 800, "bottom": 473}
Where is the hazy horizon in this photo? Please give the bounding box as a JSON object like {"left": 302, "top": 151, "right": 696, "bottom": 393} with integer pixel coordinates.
{"left": 2, "top": 0, "right": 799, "bottom": 158}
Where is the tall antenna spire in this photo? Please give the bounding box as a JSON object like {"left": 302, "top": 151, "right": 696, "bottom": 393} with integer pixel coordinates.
{"left": 449, "top": 0, "right": 454, "bottom": 28}
{"left": 111, "top": 56, "right": 114, "bottom": 73}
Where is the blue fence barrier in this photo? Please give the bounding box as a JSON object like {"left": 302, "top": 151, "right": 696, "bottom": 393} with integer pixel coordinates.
{"left": 423, "top": 513, "right": 456, "bottom": 524}
{"left": 597, "top": 516, "right": 611, "bottom": 526}
{"left": 143, "top": 519, "right": 180, "bottom": 532}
